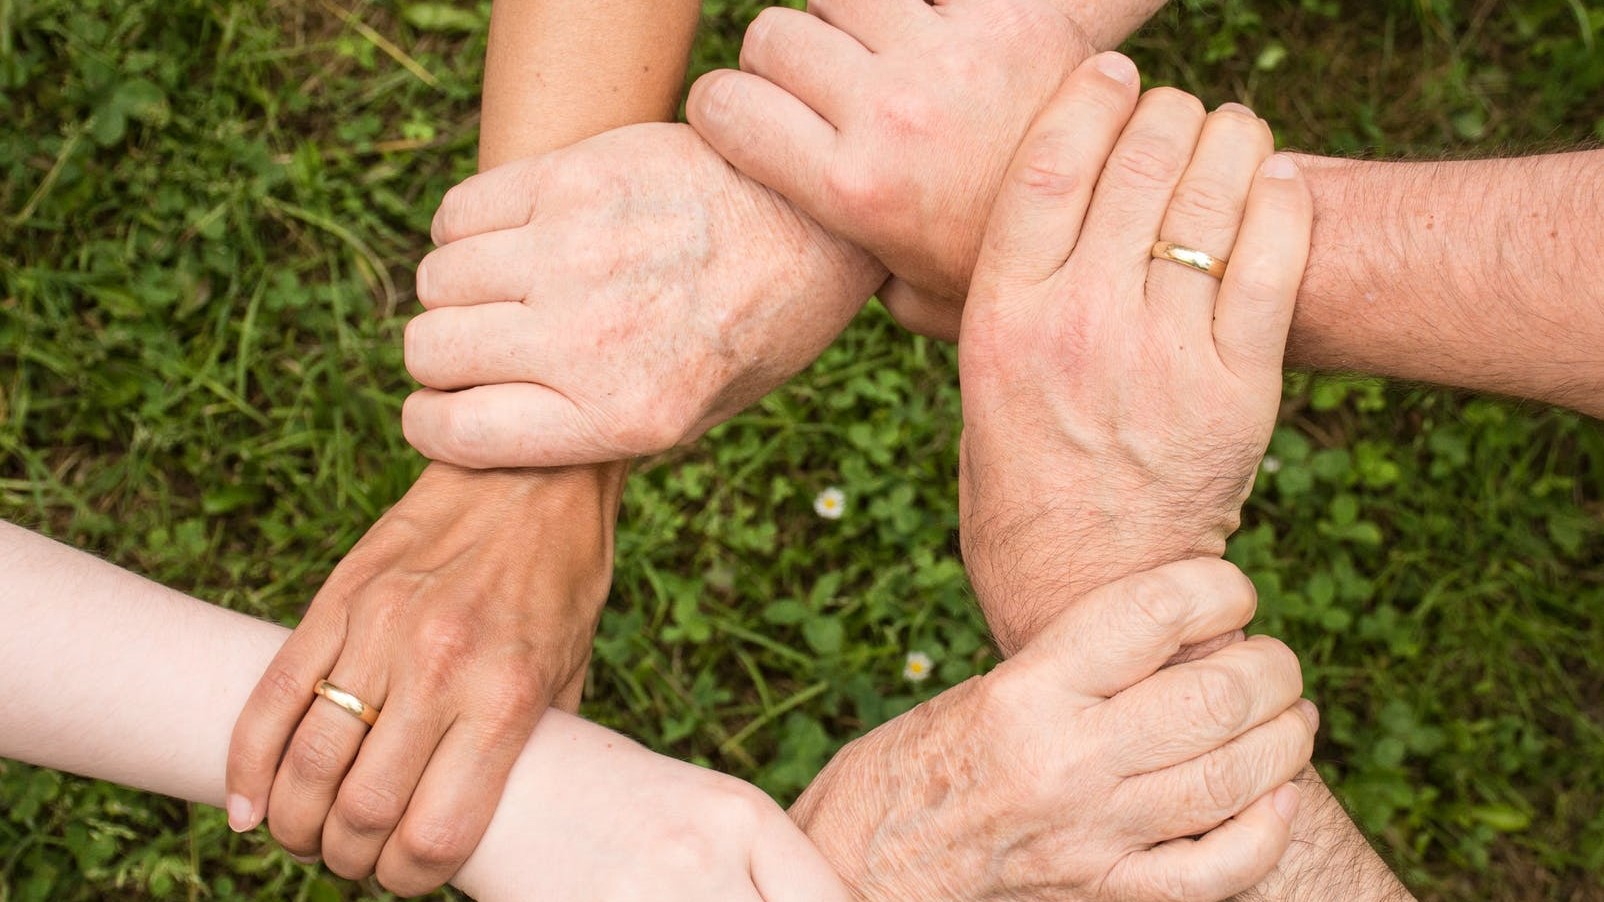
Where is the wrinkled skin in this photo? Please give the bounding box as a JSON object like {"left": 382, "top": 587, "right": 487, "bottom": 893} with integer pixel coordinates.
{"left": 689, "top": 0, "right": 1093, "bottom": 328}
{"left": 402, "top": 122, "right": 884, "bottom": 469}
{"left": 791, "top": 559, "right": 1316, "bottom": 902}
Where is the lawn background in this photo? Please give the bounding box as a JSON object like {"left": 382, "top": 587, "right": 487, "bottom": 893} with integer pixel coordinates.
{"left": 2, "top": 0, "right": 1603, "bottom": 899}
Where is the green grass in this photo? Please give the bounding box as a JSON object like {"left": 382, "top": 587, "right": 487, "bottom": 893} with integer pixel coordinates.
{"left": 2, "top": 0, "right": 1602, "bottom": 899}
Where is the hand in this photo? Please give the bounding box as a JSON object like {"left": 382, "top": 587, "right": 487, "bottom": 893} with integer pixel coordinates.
{"left": 686, "top": 0, "right": 1107, "bottom": 339}
{"left": 791, "top": 559, "right": 1317, "bottom": 902}
{"left": 226, "top": 462, "right": 624, "bottom": 895}
{"left": 402, "top": 122, "right": 885, "bottom": 469}
{"left": 954, "top": 56, "right": 1313, "bottom": 652}
{"left": 458, "top": 712, "right": 850, "bottom": 902}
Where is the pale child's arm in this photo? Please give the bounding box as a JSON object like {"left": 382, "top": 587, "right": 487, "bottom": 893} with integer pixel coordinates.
{"left": 0, "top": 520, "right": 846, "bottom": 902}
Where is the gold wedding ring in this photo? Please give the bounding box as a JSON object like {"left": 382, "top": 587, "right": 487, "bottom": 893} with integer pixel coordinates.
{"left": 1151, "top": 241, "right": 1228, "bottom": 280}
{"left": 313, "top": 679, "right": 380, "bottom": 727}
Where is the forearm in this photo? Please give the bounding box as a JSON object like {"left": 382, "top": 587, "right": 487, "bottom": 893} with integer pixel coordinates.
{"left": 428, "top": 0, "right": 704, "bottom": 694}
{"left": 480, "top": 0, "right": 700, "bottom": 168}
{"left": 0, "top": 521, "right": 650, "bottom": 900}
{"left": 1288, "top": 150, "right": 1604, "bottom": 416}
{"left": 1232, "top": 767, "right": 1414, "bottom": 902}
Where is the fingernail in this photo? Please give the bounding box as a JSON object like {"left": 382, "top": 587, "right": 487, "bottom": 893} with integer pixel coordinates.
{"left": 415, "top": 261, "right": 430, "bottom": 300}
{"left": 1094, "top": 52, "right": 1139, "bottom": 86}
{"left": 1272, "top": 783, "right": 1302, "bottom": 823}
{"left": 226, "top": 794, "right": 257, "bottom": 833}
{"left": 1296, "top": 698, "right": 1320, "bottom": 732}
{"left": 290, "top": 853, "right": 319, "bottom": 866}
{"left": 1218, "top": 101, "right": 1255, "bottom": 116}
{"left": 1261, "top": 153, "right": 1298, "bottom": 180}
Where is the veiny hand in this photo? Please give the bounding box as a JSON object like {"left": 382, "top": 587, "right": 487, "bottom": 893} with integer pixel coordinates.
{"left": 791, "top": 559, "right": 1317, "bottom": 902}
{"left": 954, "top": 55, "right": 1313, "bottom": 652}
{"left": 458, "top": 712, "right": 850, "bottom": 902}
{"left": 687, "top": 0, "right": 1107, "bottom": 339}
{"left": 402, "top": 122, "right": 885, "bottom": 469}
{"left": 226, "top": 462, "right": 623, "bottom": 895}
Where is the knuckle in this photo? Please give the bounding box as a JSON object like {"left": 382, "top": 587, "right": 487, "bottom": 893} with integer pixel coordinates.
{"left": 824, "top": 163, "right": 886, "bottom": 217}
{"left": 413, "top": 616, "right": 477, "bottom": 687}
{"left": 1255, "top": 636, "right": 1305, "bottom": 696}
{"left": 285, "top": 728, "right": 350, "bottom": 784}
{"left": 740, "top": 8, "right": 781, "bottom": 63}
{"left": 1199, "top": 747, "right": 1250, "bottom": 814}
{"left": 1110, "top": 135, "right": 1188, "bottom": 188}
{"left": 394, "top": 816, "right": 476, "bottom": 873}
{"left": 1211, "top": 102, "right": 1263, "bottom": 130}
{"left": 1013, "top": 132, "right": 1088, "bottom": 199}
{"left": 1189, "top": 664, "right": 1255, "bottom": 738}
{"left": 1121, "top": 567, "right": 1190, "bottom": 636}
{"left": 430, "top": 186, "right": 463, "bottom": 245}
{"left": 263, "top": 663, "right": 310, "bottom": 708}
{"left": 1228, "top": 265, "right": 1290, "bottom": 303}
{"left": 335, "top": 779, "right": 409, "bottom": 836}
{"left": 1168, "top": 178, "right": 1241, "bottom": 225}
{"left": 1146, "top": 86, "right": 1207, "bottom": 120}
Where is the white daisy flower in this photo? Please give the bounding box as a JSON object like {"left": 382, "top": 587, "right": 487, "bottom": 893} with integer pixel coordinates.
{"left": 1261, "top": 456, "right": 1283, "bottom": 474}
{"left": 813, "top": 486, "right": 846, "bottom": 520}
{"left": 903, "top": 651, "right": 934, "bottom": 683}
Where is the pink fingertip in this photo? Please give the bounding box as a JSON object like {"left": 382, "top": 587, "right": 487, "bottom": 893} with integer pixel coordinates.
{"left": 1261, "top": 154, "right": 1298, "bottom": 180}
{"left": 1094, "top": 52, "right": 1139, "bottom": 86}
{"left": 1272, "top": 783, "right": 1301, "bottom": 824}
{"left": 226, "top": 793, "right": 259, "bottom": 833}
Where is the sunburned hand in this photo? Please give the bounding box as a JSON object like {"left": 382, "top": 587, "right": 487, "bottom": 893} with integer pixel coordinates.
{"left": 687, "top": 0, "right": 1099, "bottom": 339}
{"left": 791, "top": 559, "right": 1316, "bottom": 902}
{"left": 401, "top": 122, "right": 885, "bottom": 469}
{"left": 954, "top": 56, "right": 1313, "bottom": 652}
{"left": 226, "top": 462, "right": 623, "bottom": 895}
{"left": 458, "top": 713, "right": 850, "bottom": 902}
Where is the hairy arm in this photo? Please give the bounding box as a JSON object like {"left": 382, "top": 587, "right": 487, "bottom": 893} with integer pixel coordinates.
{"left": 1288, "top": 150, "right": 1604, "bottom": 415}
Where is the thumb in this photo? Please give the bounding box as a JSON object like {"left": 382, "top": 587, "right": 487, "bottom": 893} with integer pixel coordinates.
{"left": 877, "top": 276, "right": 962, "bottom": 342}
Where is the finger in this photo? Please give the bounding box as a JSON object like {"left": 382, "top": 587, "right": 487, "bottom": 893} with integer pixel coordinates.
{"left": 430, "top": 158, "right": 544, "bottom": 246}
{"left": 226, "top": 609, "right": 346, "bottom": 833}
{"left": 1212, "top": 153, "right": 1312, "bottom": 377}
{"left": 1125, "top": 700, "right": 1318, "bottom": 839}
{"left": 402, "top": 384, "right": 613, "bottom": 469}
{"left": 686, "top": 69, "right": 836, "bottom": 218}
{"left": 1006, "top": 558, "right": 1258, "bottom": 699}
{"left": 319, "top": 689, "right": 452, "bottom": 881}
{"left": 805, "top": 0, "right": 935, "bottom": 51}
{"left": 740, "top": 6, "right": 870, "bottom": 124}
{"left": 1111, "top": 783, "right": 1300, "bottom": 902}
{"left": 404, "top": 303, "right": 545, "bottom": 390}
{"left": 1101, "top": 634, "right": 1305, "bottom": 773}
{"left": 1145, "top": 103, "right": 1273, "bottom": 341}
{"left": 266, "top": 656, "right": 388, "bottom": 859}
{"left": 375, "top": 719, "right": 531, "bottom": 896}
{"left": 415, "top": 230, "right": 539, "bottom": 310}
{"left": 877, "top": 276, "right": 961, "bottom": 342}
{"left": 1163, "top": 628, "right": 1245, "bottom": 668}
{"left": 969, "top": 52, "right": 1141, "bottom": 294}
{"left": 1073, "top": 86, "right": 1207, "bottom": 297}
